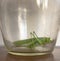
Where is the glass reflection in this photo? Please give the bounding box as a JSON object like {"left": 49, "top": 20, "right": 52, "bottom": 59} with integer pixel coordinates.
{"left": 36, "top": 0, "right": 48, "bottom": 9}
{"left": 18, "top": 8, "right": 27, "bottom": 39}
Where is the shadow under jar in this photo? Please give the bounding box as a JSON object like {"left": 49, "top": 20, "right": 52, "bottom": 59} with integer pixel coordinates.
{"left": 0, "top": 0, "right": 60, "bottom": 56}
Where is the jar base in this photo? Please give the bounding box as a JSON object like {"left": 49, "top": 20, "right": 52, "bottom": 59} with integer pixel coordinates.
{"left": 8, "top": 51, "right": 51, "bottom": 56}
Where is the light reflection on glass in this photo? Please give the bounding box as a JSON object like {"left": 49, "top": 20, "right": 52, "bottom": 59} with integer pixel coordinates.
{"left": 42, "top": 0, "right": 48, "bottom": 10}
{"left": 36, "top": 0, "right": 48, "bottom": 10}
{"left": 18, "top": 8, "right": 27, "bottom": 40}
{"left": 36, "top": 0, "right": 41, "bottom": 7}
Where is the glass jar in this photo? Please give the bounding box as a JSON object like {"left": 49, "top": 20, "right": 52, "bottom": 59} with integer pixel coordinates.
{"left": 0, "top": 0, "right": 60, "bottom": 56}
